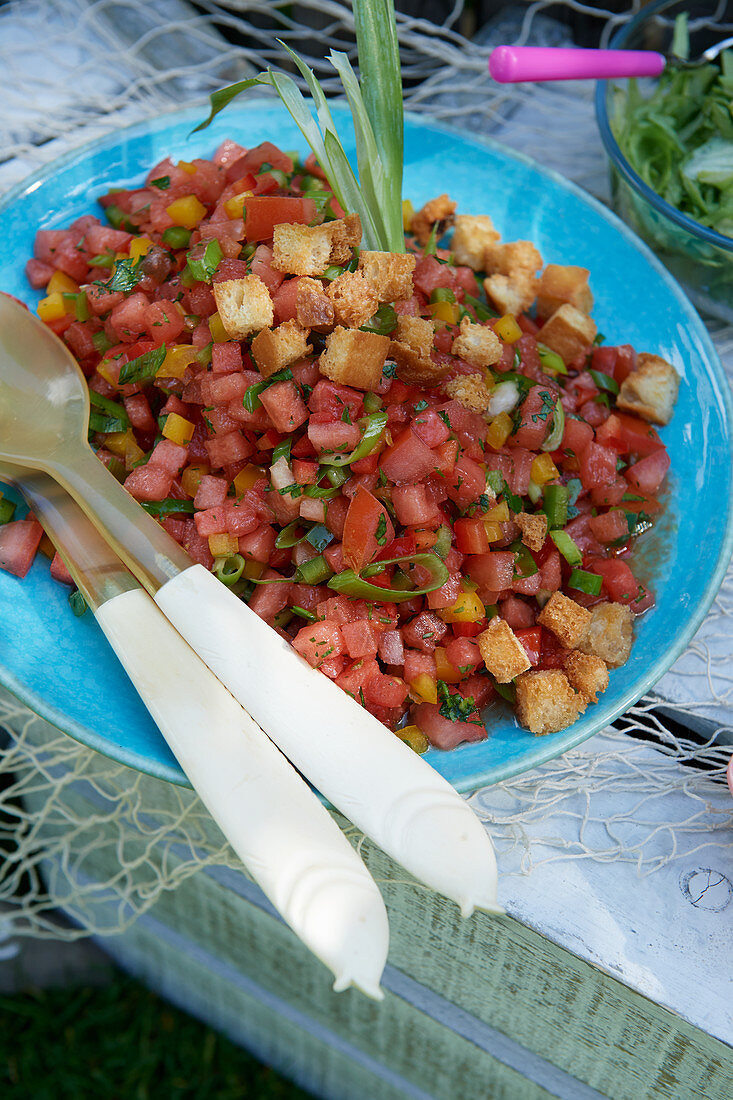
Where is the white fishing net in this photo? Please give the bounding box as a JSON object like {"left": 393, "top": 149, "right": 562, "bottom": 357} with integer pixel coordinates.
{"left": 0, "top": 0, "right": 731, "bottom": 946}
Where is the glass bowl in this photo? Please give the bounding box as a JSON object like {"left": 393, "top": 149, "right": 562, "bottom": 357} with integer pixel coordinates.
{"left": 595, "top": 0, "right": 733, "bottom": 324}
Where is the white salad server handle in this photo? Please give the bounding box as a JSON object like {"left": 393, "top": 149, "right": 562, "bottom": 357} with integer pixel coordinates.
{"left": 95, "top": 587, "right": 390, "bottom": 995}
{"left": 156, "top": 565, "right": 502, "bottom": 917}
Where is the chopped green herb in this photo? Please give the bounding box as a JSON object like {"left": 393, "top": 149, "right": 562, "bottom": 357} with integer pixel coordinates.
{"left": 375, "top": 514, "right": 388, "bottom": 545}
{"left": 242, "top": 367, "right": 294, "bottom": 412}
{"left": 68, "top": 590, "right": 87, "bottom": 617}
{"left": 101, "top": 256, "right": 143, "bottom": 294}
{"left": 150, "top": 176, "right": 171, "bottom": 189}
{"left": 360, "top": 303, "right": 398, "bottom": 336}
{"left": 139, "top": 499, "right": 196, "bottom": 517}
{"left": 186, "top": 239, "right": 223, "bottom": 283}
{"left": 437, "top": 680, "right": 479, "bottom": 723}
{"left": 118, "top": 345, "right": 166, "bottom": 386}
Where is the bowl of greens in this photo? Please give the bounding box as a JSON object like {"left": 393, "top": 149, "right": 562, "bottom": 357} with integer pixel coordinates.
{"left": 595, "top": 0, "right": 733, "bottom": 323}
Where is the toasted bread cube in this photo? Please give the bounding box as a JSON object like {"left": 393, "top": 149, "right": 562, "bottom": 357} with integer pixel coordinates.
{"left": 616, "top": 352, "right": 680, "bottom": 426}
{"left": 537, "top": 303, "right": 597, "bottom": 364}
{"left": 251, "top": 320, "right": 313, "bottom": 379}
{"left": 319, "top": 326, "right": 389, "bottom": 391}
{"left": 515, "top": 511, "right": 548, "bottom": 553}
{"left": 388, "top": 315, "right": 447, "bottom": 386}
{"left": 477, "top": 617, "right": 532, "bottom": 683}
{"left": 451, "top": 214, "right": 500, "bottom": 271}
{"left": 563, "top": 650, "right": 609, "bottom": 704}
{"left": 515, "top": 669, "right": 582, "bottom": 734}
{"left": 444, "top": 374, "right": 494, "bottom": 415}
{"left": 537, "top": 591, "right": 591, "bottom": 649}
{"left": 357, "top": 251, "right": 416, "bottom": 302}
{"left": 483, "top": 273, "right": 538, "bottom": 317}
{"left": 536, "top": 264, "right": 593, "bottom": 318}
{"left": 326, "top": 271, "right": 379, "bottom": 329}
{"left": 484, "top": 240, "right": 543, "bottom": 280}
{"left": 296, "top": 277, "right": 335, "bottom": 332}
{"left": 272, "top": 213, "right": 362, "bottom": 276}
{"left": 576, "top": 601, "right": 633, "bottom": 668}
{"left": 212, "top": 275, "right": 273, "bottom": 339}
{"left": 450, "top": 315, "right": 502, "bottom": 368}
{"left": 410, "top": 193, "right": 457, "bottom": 245}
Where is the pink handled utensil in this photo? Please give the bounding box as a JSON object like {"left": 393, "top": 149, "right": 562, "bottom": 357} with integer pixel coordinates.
{"left": 489, "top": 45, "right": 666, "bottom": 84}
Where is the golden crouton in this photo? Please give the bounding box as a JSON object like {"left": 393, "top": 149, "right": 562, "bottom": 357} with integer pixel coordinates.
{"left": 616, "top": 352, "right": 680, "bottom": 426}
{"left": 326, "top": 271, "right": 379, "bottom": 329}
{"left": 251, "top": 320, "right": 313, "bottom": 379}
{"left": 576, "top": 602, "right": 633, "bottom": 668}
{"left": 212, "top": 275, "right": 273, "bottom": 339}
{"left": 272, "top": 213, "right": 362, "bottom": 277}
{"left": 444, "top": 375, "right": 493, "bottom": 415}
{"left": 357, "top": 251, "right": 416, "bottom": 302}
{"left": 563, "top": 650, "right": 609, "bottom": 704}
{"left": 537, "top": 591, "right": 591, "bottom": 649}
{"left": 477, "top": 617, "right": 532, "bottom": 683}
{"left": 388, "top": 315, "right": 447, "bottom": 386}
{"left": 483, "top": 273, "right": 538, "bottom": 317}
{"left": 319, "top": 326, "right": 389, "bottom": 391}
{"left": 515, "top": 670, "right": 582, "bottom": 734}
{"left": 515, "top": 511, "right": 548, "bottom": 553}
{"left": 411, "top": 194, "right": 457, "bottom": 246}
{"left": 537, "top": 303, "right": 597, "bottom": 364}
{"left": 296, "top": 277, "right": 335, "bottom": 332}
{"left": 451, "top": 214, "right": 500, "bottom": 271}
{"left": 450, "top": 315, "right": 502, "bottom": 368}
{"left": 484, "top": 240, "right": 543, "bottom": 280}
{"left": 536, "top": 264, "right": 593, "bottom": 318}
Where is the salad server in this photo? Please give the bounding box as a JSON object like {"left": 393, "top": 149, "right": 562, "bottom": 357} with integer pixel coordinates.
{"left": 0, "top": 459, "right": 390, "bottom": 997}
{"left": 0, "top": 294, "right": 501, "bottom": 916}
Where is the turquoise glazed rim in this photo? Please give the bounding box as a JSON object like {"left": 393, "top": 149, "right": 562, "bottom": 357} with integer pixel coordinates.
{"left": 1, "top": 100, "right": 731, "bottom": 792}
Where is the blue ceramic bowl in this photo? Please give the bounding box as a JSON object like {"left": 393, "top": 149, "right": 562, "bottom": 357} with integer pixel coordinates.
{"left": 1, "top": 101, "right": 731, "bottom": 792}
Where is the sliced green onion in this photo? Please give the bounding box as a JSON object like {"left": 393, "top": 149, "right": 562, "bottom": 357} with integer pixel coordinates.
{"left": 88, "top": 390, "right": 129, "bottom": 424}
{"left": 550, "top": 529, "right": 583, "bottom": 568}
{"left": 118, "top": 344, "right": 166, "bottom": 386}
{"left": 422, "top": 222, "right": 439, "bottom": 255}
{"left": 542, "top": 484, "right": 568, "bottom": 529}
{"left": 537, "top": 342, "right": 568, "bottom": 376}
{"left": 303, "top": 484, "right": 341, "bottom": 500}
{"left": 541, "top": 396, "right": 565, "bottom": 452}
{"left": 323, "top": 264, "right": 346, "bottom": 281}
{"left": 432, "top": 525, "right": 452, "bottom": 560}
{"left": 92, "top": 330, "right": 113, "bottom": 355}
{"left": 88, "top": 411, "right": 128, "bottom": 435}
{"left": 430, "top": 287, "right": 456, "bottom": 304}
{"left": 319, "top": 410, "right": 387, "bottom": 467}
{"left": 242, "top": 367, "right": 293, "bottom": 412}
{"left": 0, "top": 497, "right": 16, "bottom": 525}
{"left": 363, "top": 392, "right": 383, "bottom": 414}
{"left": 305, "top": 524, "right": 334, "bottom": 552}
{"left": 588, "top": 369, "right": 620, "bottom": 396}
{"left": 291, "top": 605, "right": 317, "bottom": 621}
{"left": 162, "top": 226, "right": 193, "bottom": 249}
{"left": 139, "top": 499, "right": 196, "bottom": 517}
{"left": 567, "top": 568, "right": 603, "bottom": 596}
{"left": 294, "top": 554, "right": 333, "bottom": 585}
{"left": 526, "top": 479, "right": 542, "bottom": 505}
{"left": 324, "top": 465, "right": 350, "bottom": 488}
{"left": 359, "top": 303, "right": 398, "bottom": 336}
{"left": 463, "top": 291, "right": 498, "bottom": 320}
{"left": 275, "top": 522, "right": 308, "bottom": 549}
{"left": 89, "top": 251, "right": 116, "bottom": 269}
{"left": 213, "top": 553, "right": 246, "bottom": 586}
{"left": 272, "top": 439, "right": 292, "bottom": 464}
{"left": 494, "top": 681, "right": 516, "bottom": 704}
{"left": 69, "top": 590, "right": 88, "bottom": 617}
{"left": 328, "top": 552, "right": 449, "bottom": 603}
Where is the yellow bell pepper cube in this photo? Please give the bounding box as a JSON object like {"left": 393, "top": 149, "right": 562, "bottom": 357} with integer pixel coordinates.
{"left": 165, "top": 195, "right": 207, "bottom": 230}
{"left": 530, "top": 453, "right": 560, "bottom": 485}
{"left": 223, "top": 190, "right": 253, "bottom": 219}
{"left": 402, "top": 199, "right": 414, "bottom": 233}
{"left": 208, "top": 312, "right": 229, "bottom": 343}
{"left": 180, "top": 463, "right": 210, "bottom": 498}
{"left": 233, "top": 465, "right": 266, "bottom": 495}
{"left": 38, "top": 533, "right": 56, "bottom": 560}
{"left": 158, "top": 344, "right": 199, "bottom": 380}
{"left": 430, "top": 300, "right": 460, "bottom": 325}
{"left": 438, "top": 588, "right": 486, "bottom": 624}
{"left": 485, "top": 500, "right": 510, "bottom": 523}
{"left": 494, "top": 314, "right": 522, "bottom": 343}
{"left": 485, "top": 411, "right": 513, "bottom": 450}
{"left": 395, "top": 724, "right": 429, "bottom": 754}
{"left": 177, "top": 160, "right": 197, "bottom": 175}
{"left": 408, "top": 673, "right": 438, "bottom": 705}
{"left": 243, "top": 559, "right": 265, "bottom": 580}
{"left": 37, "top": 292, "right": 68, "bottom": 323}
{"left": 46, "top": 271, "right": 79, "bottom": 295}
{"left": 162, "top": 412, "right": 195, "bottom": 446}
{"left": 483, "top": 521, "right": 503, "bottom": 543}
{"left": 434, "top": 647, "right": 462, "bottom": 684}
{"left": 209, "top": 533, "right": 240, "bottom": 558}
{"left": 104, "top": 430, "right": 145, "bottom": 469}
{"left": 129, "top": 236, "right": 154, "bottom": 262}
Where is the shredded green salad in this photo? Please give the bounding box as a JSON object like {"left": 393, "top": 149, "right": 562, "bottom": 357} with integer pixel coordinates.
{"left": 612, "top": 14, "right": 733, "bottom": 239}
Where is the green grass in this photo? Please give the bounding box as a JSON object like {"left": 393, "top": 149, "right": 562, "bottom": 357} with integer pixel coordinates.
{"left": 1, "top": 977, "right": 313, "bottom": 1099}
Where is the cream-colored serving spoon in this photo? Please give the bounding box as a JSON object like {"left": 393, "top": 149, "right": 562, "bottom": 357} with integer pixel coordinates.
{"left": 1, "top": 460, "right": 389, "bottom": 997}
{"left": 0, "top": 294, "right": 500, "bottom": 916}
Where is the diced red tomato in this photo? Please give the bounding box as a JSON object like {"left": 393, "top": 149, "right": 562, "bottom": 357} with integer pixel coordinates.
{"left": 342, "top": 486, "right": 394, "bottom": 573}
{"left": 412, "top": 702, "right": 487, "bottom": 750}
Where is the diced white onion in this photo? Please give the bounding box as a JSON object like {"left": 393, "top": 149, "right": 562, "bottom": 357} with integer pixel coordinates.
{"left": 270, "top": 455, "right": 295, "bottom": 490}
{"left": 487, "top": 380, "right": 520, "bottom": 417}
{"left": 299, "top": 496, "right": 327, "bottom": 523}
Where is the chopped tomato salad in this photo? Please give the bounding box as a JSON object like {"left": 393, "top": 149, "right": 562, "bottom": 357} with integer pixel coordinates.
{"left": 12, "top": 140, "right": 680, "bottom": 748}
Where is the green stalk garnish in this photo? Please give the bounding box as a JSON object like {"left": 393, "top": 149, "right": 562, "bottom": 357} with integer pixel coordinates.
{"left": 194, "top": 0, "right": 404, "bottom": 252}
{"left": 319, "top": 410, "right": 388, "bottom": 467}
